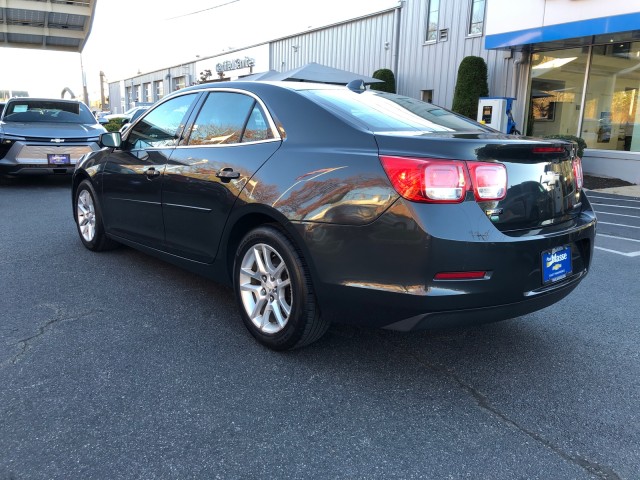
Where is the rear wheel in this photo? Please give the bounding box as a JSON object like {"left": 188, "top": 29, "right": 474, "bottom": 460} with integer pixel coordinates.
{"left": 234, "top": 225, "right": 329, "bottom": 350}
{"left": 75, "top": 179, "right": 118, "bottom": 251}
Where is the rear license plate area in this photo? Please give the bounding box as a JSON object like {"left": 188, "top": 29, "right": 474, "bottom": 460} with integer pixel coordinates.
{"left": 542, "top": 245, "right": 572, "bottom": 284}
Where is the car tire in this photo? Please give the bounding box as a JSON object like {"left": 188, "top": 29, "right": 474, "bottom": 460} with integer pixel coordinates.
{"left": 234, "top": 225, "right": 329, "bottom": 350}
{"left": 75, "top": 179, "right": 119, "bottom": 252}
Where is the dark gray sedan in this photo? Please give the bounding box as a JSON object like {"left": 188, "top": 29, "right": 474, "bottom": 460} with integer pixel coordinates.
{"left": 71, "top": 81, "right": 596, "bottom": 350}
{"left": 0, "top": 98, "right": 106, "bottom": 176}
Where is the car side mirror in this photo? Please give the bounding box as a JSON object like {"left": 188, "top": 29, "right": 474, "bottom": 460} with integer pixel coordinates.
{"left": 100, "top": 132, "right": 122, "bottom": 148}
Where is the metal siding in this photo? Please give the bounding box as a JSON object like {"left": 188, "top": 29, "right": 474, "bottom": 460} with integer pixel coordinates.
{"left": 398, "top": 0, "right": 513, "bottom": 112}
{"left": 270, "top": 12, "right": 396, "bottom": 79}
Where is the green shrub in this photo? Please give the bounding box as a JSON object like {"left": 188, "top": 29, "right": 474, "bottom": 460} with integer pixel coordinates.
{"left": 104, "top": 118, "right": 126, "bottom": 132}
{"left": 369, "top": 68, "right": 396, "bottom": 93}
{"left": 542, "top": 134, "right": 587, "bottom": 157}
{"left": 452, "top": 56, "right": 489, "bottom": 119}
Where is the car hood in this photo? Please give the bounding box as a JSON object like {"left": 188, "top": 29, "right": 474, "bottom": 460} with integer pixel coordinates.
{"left": 0, "top": 121, "right": 106, "bottom": 138}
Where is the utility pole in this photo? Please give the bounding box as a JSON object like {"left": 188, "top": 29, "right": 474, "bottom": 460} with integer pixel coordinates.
{"left": 80, "top": 54, "right": 89, "bottom": 106}
{"left": 100, "top": 71, "right": 107, "bottom": 111}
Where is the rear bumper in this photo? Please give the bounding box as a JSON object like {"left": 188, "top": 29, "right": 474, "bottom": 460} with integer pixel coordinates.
{"left": 295, "top": 193, "right": 596, "bottom": 329}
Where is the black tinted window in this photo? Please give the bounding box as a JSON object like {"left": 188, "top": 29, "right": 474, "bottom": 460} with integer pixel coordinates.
{"left": 126, "top": 94, "right": 196, "bottom": 149}
{"left": 302, "top": 90, "right": 491, "bottom": 133}
{"left": 188, "top": 92, "right": 272, "bottom": 145}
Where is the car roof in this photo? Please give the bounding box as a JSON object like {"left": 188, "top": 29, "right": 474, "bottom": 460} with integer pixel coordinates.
{"left": 174, "top": 80, "right": 349, "bottom": 96}
{"left": 6, "top": 97, "right": 85, "bottom": 104}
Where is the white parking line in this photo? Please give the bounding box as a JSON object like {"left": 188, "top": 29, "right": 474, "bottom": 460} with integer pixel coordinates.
{"left": 590, "top": 203, "right": 640, "bottom": 210}
{"left": 598, "top": 221, "right": 640, "bottom": 229}
{"left": 598, "top": 234, "right": 640, "bottom": 243}
{"left": 595, "top": 247, "right": 640, "bottom": 257}
{"left": 595, "top": 233, "right": 640, "bottom": 257}
{"left": 594, "top": 211, "right": 640, "bottom": 219}
{"left": 588, "top": 195, "right": 640, "bottom": 204}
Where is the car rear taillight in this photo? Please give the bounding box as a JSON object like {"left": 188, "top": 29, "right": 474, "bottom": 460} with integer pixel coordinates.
{"left": 379, "top": 156, "right": 507, "bottom": 203}
{"left": 467, "top": 162, "right": 507, "bottom": 201}
{"left": 573, "top": 156, "right": 584, "bottom": 190}
{"left": 379, "top": 156, "right": 469, "bottom": 203}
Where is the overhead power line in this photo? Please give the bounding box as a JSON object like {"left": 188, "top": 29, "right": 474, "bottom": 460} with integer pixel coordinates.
{"left": 166, "top": 0, "right": 240, "bottom": 20}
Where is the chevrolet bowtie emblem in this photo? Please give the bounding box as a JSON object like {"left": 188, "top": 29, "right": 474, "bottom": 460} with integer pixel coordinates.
{"left": 50, "top": 138, "right": 65, "bottom": 143}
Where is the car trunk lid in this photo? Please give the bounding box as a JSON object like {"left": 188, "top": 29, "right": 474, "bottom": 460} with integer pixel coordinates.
{"left": 375, "top": 132, "right": 583, "bottom": 232}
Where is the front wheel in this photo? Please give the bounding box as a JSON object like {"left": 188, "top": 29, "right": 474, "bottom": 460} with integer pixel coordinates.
{"left": 233, "top": 225, "right": 329, "bottom": 350}
{"left": 75, "top": 179, "right": 118, "bottom": 251}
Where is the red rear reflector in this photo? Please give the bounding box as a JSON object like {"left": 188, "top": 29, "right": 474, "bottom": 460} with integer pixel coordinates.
{"left": 532, "top": 147, "right": 565, "bottom": 153}
{"left": 434, "top": 271, "right": 487, "bottom": 280}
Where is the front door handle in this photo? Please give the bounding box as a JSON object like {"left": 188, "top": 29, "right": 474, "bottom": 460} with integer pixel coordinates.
{"left": 216, "top": 168, "right": 241, "bottom": 180}
{"left": 145, "top": 167, "right": 161, "bottom": 179}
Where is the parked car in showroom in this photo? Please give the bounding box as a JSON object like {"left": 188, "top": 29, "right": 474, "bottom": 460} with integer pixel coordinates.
{"left": 71, "top": 80, "right": 596, "bottom": 350}
{"left": 0, "top": 98, "right": 107, "bottom": 176}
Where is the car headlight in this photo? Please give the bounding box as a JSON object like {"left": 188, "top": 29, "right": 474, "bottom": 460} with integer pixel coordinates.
{"left": 0, "top": 135, "right": 24, "bottom": 157}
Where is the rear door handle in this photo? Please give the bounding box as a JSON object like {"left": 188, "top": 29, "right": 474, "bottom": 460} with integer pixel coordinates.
{"left": 216, "top": 168, "right": 240, "bottom": 180}
{"left": 145, "top": 167, "right": 161, "bottom": 179}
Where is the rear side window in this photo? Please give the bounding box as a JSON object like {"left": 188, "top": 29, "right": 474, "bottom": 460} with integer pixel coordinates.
{"left": 301, "top": 90, "right": 492, "bottom": 133}
{"left": 188, "top": 92, "right": 273, "bottom": 145}
{"left": 125, "top": 93, "right": 197, "bottom": 150}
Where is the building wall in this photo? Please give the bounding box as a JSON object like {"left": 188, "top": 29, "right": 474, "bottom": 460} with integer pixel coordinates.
{"left": 269, "top": 10, "right": 397, "bottom": 80}
{"left": 397, "top": 0, "right": 516, "bottom": 116}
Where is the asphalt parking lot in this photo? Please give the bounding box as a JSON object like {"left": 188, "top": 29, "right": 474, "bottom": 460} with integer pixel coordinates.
{"left": 1, "top": 177, "right": 639, "bottom": 479}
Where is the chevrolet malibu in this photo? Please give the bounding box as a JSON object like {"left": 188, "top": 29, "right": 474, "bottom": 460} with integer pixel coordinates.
{"left": 0, "top": 98, "right": 106, "bottom": 176}
{"left": 71, "top": 81, "right": 596, "bottom": 350}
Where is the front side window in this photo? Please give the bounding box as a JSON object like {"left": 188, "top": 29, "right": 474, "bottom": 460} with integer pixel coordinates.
{"left": 426, "top": 0, "right": 440, "bottom": 42}
{"left": 188, "top": 92, "right": 273, "bottom": 146}
{"left": 125, "top": 93, "right": 196, "bottom": 150}
{"left": 468, "top": 0, "right": 485, "bottom": 36}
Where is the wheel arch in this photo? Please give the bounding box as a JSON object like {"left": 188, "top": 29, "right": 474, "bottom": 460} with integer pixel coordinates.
{"left": 221, "top": 205, "right": 317, "bottom": 287}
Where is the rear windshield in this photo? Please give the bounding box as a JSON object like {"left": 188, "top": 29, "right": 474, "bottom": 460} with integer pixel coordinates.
{"left": 301, "top": 89, "right": 492, "bottom": 133}
{"left": 3, "top": 100, "right": 96, "bottom": 124}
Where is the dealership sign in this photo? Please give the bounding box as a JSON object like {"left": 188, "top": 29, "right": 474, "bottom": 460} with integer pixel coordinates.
{"left": 216, "top": 57, "right": 255, "bottom": 73}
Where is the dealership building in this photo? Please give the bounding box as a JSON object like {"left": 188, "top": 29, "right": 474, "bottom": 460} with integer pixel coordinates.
{"left": 109, "top": 0, "right": 640, "bottom": 183}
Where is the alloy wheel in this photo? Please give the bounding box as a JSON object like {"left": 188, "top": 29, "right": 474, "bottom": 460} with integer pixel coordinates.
{"left": 77, "top": 189, "right": 96, "bottom": 242}
{"left": 238, "top": 243, "right": 292, "bottom": 334}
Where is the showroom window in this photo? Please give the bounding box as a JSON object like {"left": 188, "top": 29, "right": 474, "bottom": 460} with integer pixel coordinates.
{"left": 468, "top": 0, "right": 485, "bottom": 36}
{"left": 528, "top": 48, "right": 589, "bottom": 139}
{"left": 528, "top": 42, "right": 640, "bottom": 153}
{"left": 144, "top": 83, "right": 152, "bottom": 102}
{"left": 154, "top": 80, "right": 164, "bottom": 100}
{"left": 173, "top": 76, "right": 187, "bottom": 91}
{"left": 581, "top": 42, "right": 640, "bottom": 152}
{"left": 425, "top": 0, "right": 440, "bottom": 42}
